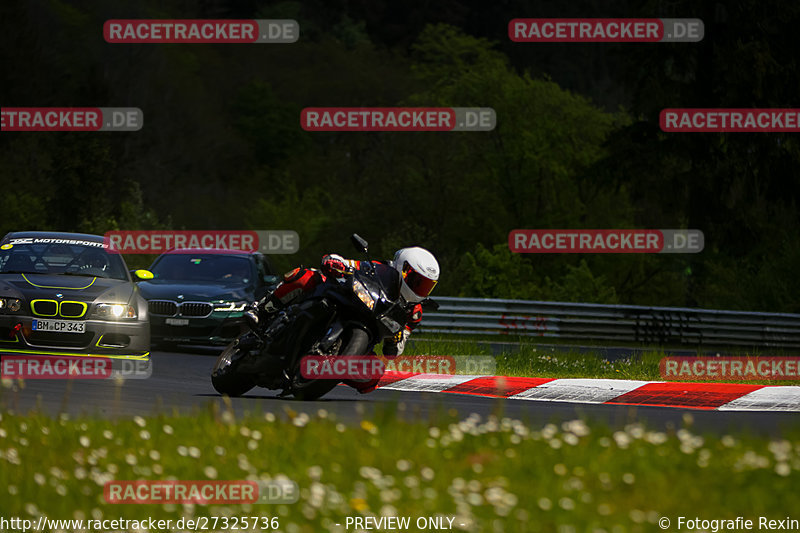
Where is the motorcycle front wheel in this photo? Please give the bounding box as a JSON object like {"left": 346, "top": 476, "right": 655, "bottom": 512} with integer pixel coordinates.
{"left": 211, "top": 333, "right": 257, "bottom": 397}
{"left": 291, "top": 327, "right": 371, "bottom": 401}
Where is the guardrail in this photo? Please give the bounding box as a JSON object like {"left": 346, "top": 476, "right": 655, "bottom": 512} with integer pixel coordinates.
{"left": 417, "top": 297, "right": 800, "bottom": 349}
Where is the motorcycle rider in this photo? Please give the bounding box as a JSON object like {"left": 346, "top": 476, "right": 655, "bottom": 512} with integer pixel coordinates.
{"left": 246, "top": 247, "right": 440, "bottom": 393}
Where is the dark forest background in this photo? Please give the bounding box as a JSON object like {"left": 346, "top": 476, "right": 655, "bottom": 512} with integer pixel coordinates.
{"left": 1, "top": 0, "right": 799, "bottom": 312}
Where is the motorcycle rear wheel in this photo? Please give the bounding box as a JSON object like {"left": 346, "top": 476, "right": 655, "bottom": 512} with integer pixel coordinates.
{"left": 291, "top": 327, "right": 370, "bottom": 401}
{"left": 211, "top": 333, "right": 257, "bottom": 397}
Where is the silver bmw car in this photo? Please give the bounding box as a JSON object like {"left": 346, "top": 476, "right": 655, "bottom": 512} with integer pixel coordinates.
{"left": 0, "top": 231, "right": 150, "bottom": 373}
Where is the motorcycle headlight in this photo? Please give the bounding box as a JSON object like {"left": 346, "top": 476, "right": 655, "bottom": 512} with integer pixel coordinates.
{"left": 352, "top": 279, "right": 376, "bottom": 311}
{"left": 213, "top": 301, "right": 248, "bottom": 312}
{"left": 94, "top": 303, "right": 137, "bottom": 320}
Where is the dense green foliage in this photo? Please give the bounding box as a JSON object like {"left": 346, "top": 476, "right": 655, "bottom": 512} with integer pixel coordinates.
{"left": 1, "top": 0, "right": 798, "bottom": 311}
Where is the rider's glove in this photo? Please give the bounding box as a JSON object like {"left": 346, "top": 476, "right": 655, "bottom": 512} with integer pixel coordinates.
{"left": 321, "top": 254, "right": 349, "bottom": 276}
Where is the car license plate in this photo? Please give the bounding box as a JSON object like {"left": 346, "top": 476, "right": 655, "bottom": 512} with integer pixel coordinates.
{"left": 166, "top": 318, "right": 189, "bottom": 326}
{"left": 32, "top": 319, "right": 86, "bottom": 334}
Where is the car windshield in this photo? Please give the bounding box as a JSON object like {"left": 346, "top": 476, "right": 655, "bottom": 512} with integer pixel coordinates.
{"left": 0, "top": 240, "right": 129, "bottom": 280}
{"left": 151, "top": 254, "right": 254, "bottom": 285}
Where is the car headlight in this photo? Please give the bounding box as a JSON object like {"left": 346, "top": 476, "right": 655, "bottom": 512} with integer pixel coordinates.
{"left": 213, "top": 301, "right": 248, "bottom": 312}
{"left": 352, "top": 279, "right": 376, "bottom": 310}
{"left": 94, "top": 303, "right": 137, "bottom": 320}
{"left": 0, "top": 298, "right": 22, "bottom": 312}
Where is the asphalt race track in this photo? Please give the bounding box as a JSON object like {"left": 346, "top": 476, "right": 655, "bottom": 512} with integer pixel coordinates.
{"left": 2, "top": 349, "right": 799, "bottom": 435}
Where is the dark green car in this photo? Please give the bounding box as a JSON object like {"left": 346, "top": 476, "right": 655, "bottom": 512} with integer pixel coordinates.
{"left": 135, "top": 248, "right": 278, "bottom": 347}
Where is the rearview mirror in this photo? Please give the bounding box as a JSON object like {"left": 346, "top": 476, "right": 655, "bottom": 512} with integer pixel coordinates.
{"left": 132, "top": 269, "right": 154, "bottom": 281}
{"left": 421, "top": 298, "right": 440, "bottom": 311}
{"left": 351, "top": 233, "right": 368, "bottom": 253}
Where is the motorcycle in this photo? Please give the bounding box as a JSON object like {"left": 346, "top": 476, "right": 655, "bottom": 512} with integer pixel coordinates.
{"left": 211, "top": 234, "right": 438, "bottom": 400}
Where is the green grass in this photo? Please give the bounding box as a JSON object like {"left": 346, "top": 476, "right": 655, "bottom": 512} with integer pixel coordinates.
{"left": 403, "top": 338, "right": 800, "bottom": 385}
{"left": 1, "top": 402, "right": 799, "bottom": 532}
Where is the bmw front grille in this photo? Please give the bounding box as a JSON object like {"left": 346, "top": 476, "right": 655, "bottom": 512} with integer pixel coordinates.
{"left": 30, "top": 299, "right": 87, "bottom": 318}
{"left": 148, "top": 300, "right": 178, "bottom": 317}
{"left": 148, "top": 300, "right": 212, "bottom": 318}
{"left": 177, "top": 302, "right": 213, "bottom": 317}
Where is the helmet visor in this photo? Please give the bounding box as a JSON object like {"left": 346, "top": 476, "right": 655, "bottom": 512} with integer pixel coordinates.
{"left": 402, "top": 261, "right": 438, "bottom": 298}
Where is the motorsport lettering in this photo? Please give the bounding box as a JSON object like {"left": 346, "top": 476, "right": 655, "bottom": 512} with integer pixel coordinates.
{"left": 8, "top": 237, "right": 106, "bottom": 248}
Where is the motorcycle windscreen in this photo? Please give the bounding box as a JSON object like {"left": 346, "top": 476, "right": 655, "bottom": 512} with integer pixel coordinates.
{"left": 372, "top": 262, "right": 402, "bottom": 301}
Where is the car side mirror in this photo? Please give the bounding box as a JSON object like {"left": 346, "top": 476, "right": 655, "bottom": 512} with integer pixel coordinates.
{"left": 351, "top": 233, "right": 368, "bottom": 254}
{"left": 132, "top": 269, "right": 154, "bottom": 281}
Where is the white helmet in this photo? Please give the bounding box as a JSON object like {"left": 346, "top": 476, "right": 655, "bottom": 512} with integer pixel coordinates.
{"left": 392, "top": 247, "right": 440, "bottom": 303}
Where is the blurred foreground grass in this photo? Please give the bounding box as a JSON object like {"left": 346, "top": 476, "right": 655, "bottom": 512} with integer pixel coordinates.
{"left": 1, "top": 401, "right": 798, "bottom": 532}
